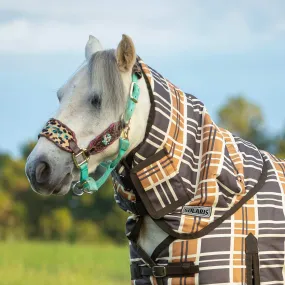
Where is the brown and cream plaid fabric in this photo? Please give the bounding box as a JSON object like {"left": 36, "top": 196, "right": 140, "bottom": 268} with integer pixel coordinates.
{"left": 112, "top": 59, "right": 285, "bottom": 284}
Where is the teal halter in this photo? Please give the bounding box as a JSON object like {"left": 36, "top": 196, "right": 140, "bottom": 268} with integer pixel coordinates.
{"left": 39, "top": 73, "right": 140, "bottom": 196}
{"left": 73, "top": 73, "right": 140, "bottom": 195}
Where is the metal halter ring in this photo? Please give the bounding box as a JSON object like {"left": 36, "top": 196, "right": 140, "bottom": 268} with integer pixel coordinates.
{"left": 72, "top": 181, "right": 84, "bottom": 196}
{"left": 80, "top": 180, "right": 93, "bottom": 194}
{"left": 72, "top": 181, "right": 93, "bottom": 196}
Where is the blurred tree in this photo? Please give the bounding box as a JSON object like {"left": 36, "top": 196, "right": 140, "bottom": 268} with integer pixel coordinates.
{"left": 39, "top": 206, "right": 74, "bottom": 241}
{"left": 51, "top": 208, "right": 73, "bottom": 240}
{"left": 0, "top": 191, "right": 13, "bottom": 223}
{"left": 102, "top": 206, "right": 129, "bottom": 244}
{"left": 217, "top": 94, "right": 272, "bottom": 150}
{"left": 68, "top": 178, "right": 129, "bottom": 244}
{"left": 275, "top": 130, "right": 285, "bottom": 159}
{"left": 39, "top": 215, "right": 53, "bottom": 240}
{"left": 0, "top": 154, "right": 10, "bottom": 171}
{"left": 0, "top": 141, "right": 131, "bottom": 244}
{"left": 1, "top": 158, "right": 29, "bottom": 192}
{"left": 0, "top": 191, "right": 27, "bottom": 240}
{"left": 73, "top": 221, "right": 110, "bottom": 244}
{"left": 21, "top": 141, "right": 36, "bottom": 160}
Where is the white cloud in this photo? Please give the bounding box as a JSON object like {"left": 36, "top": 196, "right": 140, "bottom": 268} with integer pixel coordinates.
{"left": 0, "top": 0, "right": 284, "bottom": 55}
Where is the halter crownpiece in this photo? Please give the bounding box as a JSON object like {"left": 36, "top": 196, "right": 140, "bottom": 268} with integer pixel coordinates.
{"left": 38, "top": 72, "right": 140, "bottom": 196}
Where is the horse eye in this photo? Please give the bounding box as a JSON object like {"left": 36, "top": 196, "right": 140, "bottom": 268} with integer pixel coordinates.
{"left": 90, "top": 96, "right": 102, "bottom": 108}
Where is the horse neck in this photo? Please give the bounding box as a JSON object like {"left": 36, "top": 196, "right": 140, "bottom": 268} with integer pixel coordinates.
{"left": 124, "top": 75, "right": 164, "bottom": 256}
{"left": 127, "top": 74, "right": 151, "bottom": 155}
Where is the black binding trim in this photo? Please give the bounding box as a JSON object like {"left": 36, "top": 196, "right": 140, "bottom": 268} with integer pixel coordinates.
{"left": 131, "top": 242, "right": 164, "bottom": 285}
{"left": 151, "top": 235, "right": 176, "bottom": 260}
{"left": 152, "top": 156, "right": 267, "bottom": 239}
{"left": 132, "top": 242, "right": 157, "bottom": 267}
{"left": 245, "top": 233, "right": 260, "bottom": 285}
{"left": 127, "top": 217, "right": 144, "bottom": 242}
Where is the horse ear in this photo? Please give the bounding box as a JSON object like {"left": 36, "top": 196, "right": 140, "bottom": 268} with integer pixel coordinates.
{"left": 85, "top": 35, "right": 103, "bottom": 61}
{"left": 116, "top": 34, "right": 136, "bottom": 72}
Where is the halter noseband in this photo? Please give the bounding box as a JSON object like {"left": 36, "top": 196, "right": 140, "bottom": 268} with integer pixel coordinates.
{"left": 39, "top": 72, "right": 140, "bottom": 196}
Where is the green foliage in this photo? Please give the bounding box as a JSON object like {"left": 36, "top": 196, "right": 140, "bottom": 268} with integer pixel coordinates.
{"left": 218, "top": 95, "right": 263, "bottom": 137}
{"left": 0, "top": 137, "right": 131, "bottom": 243}
{"left": 275, "top": 130, "right": 285, "bottom": 159}
{"left": 39, "top": 215, "right": 53, "bottom": 240}
{"left": 52, "top": 208, "right": 73, "bottom": 240}
{"left": 73, "top": 221, "right": 110, "bottom": 244}
{"left": 40, "top": 208, "right": 73, "bottom": 241}
{"left": 0, "top": 141, "right": 129, "bottom": 244}
{"left": 0, "top": 153, "right": 29, "bottom": 192}
{"left": 217, "top": 95, "right": 272, "bottom": 150}
{"left": 102, "top": 206, "right": 129, "bottom": 244}
{"left": 21, "top": 141, "right": 37, "bottom": 160}
{"left": 0, "top": 191, "right": 27, "bottom": 240}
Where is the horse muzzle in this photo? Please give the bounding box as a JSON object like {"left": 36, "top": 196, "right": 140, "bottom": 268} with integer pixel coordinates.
{"left": 25, "top": 140, "right": 74, "bottom": 196}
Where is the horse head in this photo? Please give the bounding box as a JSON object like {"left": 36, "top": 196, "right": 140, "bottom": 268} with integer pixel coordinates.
{"left": 25, "top": 35, "right": 150, "bottom": 196}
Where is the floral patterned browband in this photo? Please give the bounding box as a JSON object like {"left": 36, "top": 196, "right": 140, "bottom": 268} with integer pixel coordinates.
{"left": 39, "top": 118, "right": 124, "bottom": 156}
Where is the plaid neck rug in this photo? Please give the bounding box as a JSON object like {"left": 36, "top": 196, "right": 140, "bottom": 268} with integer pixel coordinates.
{"left": 112, "top": 58, "right": 285, "bottom": 285}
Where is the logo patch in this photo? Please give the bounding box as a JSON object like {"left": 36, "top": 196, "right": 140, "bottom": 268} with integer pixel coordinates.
{"left": 182, "top": 206, "right": 212, "bottom": 218}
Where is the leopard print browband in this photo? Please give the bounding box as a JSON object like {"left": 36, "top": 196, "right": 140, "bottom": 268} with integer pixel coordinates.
{"left": 39, "top": 118, "right": 124, "bottom": 155}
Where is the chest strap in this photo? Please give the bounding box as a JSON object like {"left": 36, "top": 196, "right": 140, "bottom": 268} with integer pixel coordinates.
{"left": 131, "top": 262, "right": 199, "bottom": 279}
{"left": 130, "top": 240, "right": 199, "bottom": 284}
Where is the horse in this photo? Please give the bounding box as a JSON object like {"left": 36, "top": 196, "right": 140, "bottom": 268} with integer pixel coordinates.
{"left": 26, "top": 35, "right": 285, "bottom": 285}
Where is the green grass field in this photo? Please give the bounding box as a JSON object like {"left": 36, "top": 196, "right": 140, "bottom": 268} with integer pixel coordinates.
{"left": 0, "top": 242, "right": 130, "bottom": 285}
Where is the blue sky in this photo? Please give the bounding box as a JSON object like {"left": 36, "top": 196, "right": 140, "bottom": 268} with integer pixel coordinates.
{"left": 1, "top": 0, "right": 285, "bottom": 157}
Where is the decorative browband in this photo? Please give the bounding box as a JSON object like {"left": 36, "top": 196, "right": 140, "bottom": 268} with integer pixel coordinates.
{"left": 39, "top": 118, "right": 124, "bottom": 156}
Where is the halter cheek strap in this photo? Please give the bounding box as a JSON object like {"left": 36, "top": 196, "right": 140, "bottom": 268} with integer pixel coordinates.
{"left": 39, "top": 73, "right": 140, "bottom": 196}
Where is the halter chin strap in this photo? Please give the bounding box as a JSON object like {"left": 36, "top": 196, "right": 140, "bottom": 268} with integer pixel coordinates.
{"left": 39, "top": 73, "right": 140, "bottom": 196}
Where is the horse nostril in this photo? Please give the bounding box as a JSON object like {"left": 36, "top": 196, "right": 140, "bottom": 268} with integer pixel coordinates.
{"left": 35, "top": 161, "right": 51, "bottom": 184}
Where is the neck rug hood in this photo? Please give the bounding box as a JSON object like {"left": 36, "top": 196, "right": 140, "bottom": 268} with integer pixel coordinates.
{"left": 111, "top": 58, "right": 285, "bottom": 285}
{"left": 113, "top": 58, "right": 264, "bottom": 237}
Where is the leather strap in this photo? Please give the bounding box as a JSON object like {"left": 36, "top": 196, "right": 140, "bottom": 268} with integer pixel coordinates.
{"left": 69, "top": 140, "right": 82, "bottom": 155}
{"left": 87, "top": 121, "right": 124, "bottom": 155}
{"left": 131, "top": 262, "right": 199, "bottom": 279}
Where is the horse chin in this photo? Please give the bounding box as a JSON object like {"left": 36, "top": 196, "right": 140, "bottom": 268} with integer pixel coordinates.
{"left": 52, "top": 173, "right": 73, "bottom": 196}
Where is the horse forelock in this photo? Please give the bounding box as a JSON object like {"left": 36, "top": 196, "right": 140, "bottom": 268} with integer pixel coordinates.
{"left": 88, "top": 49, "right": 125, "bottom": 113}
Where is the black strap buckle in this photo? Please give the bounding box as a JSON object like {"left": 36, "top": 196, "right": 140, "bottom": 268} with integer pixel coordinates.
{"left": 130, "top": 263, "right": 141, "bottom": 279}
{"left": 152, "top": 266, "right": 166, "bottom": 278}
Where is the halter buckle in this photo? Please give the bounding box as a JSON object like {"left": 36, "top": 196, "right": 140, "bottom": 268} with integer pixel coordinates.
{"left": 72, "top": 149, "right": 89, "bottom": 169}
{"left": 121, "top": 123, "right": 131, "bottom": 140}
{"left": 129, "top": 82, "right": 138, "bottom": 103}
